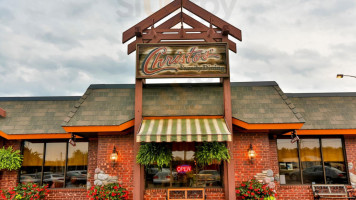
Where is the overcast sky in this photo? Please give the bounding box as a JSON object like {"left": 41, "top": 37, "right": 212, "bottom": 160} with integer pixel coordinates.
{"left": 0, "top": 0, "right": 355, "bottom": 97}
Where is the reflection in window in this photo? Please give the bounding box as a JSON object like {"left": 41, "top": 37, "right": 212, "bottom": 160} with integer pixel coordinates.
{"left": 277, "top": 139, "right": 300, "bottom": 184}
{"left": 277, "top": 137, "right": 348, "bottom": 185}
{"left": 20, "top": 141, "right": 88, "bottom": 188}
{"left": 20, "top": 142, "right": 44, "bottom": 185}
{"left": 145, "top": 143, "right": 223, "bottom": 189}
{"left": 66, "top": 142, "right": 88, "bottom": 188}
{"left": 322, "top": 139, "right": 347, "bottom": 184}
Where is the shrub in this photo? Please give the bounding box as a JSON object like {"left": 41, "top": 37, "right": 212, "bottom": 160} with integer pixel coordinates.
{"left": 236, "top": 179, "right": 276, "bottom": 200}
{"left": 195, "top": 142, "right": 230, "bottom": 167}
{"left": 136, "top": 143, "right": 172, "bottom": 169}
{"left": 87, "top": 183, "right": 129, "bottom": 200}
{"left": 0, "top": 183, "right": 49, "bottom": 200}
{"left": 0, "top": 146, "right": 23, "bottom": 171}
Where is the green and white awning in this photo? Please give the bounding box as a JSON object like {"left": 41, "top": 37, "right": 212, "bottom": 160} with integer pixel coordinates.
{"left": 137, "top": 118, "right": 232, "bottom": 142}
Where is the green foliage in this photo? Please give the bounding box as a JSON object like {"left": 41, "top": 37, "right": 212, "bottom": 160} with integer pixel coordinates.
{"left": 88, "top": 183, "right": 129, "bottom": 199}
{"left": 136, "top": 143, "right": 172, "bottom": 169}
{"left": 0, "top": 146, "right": 23, "bottom": 171}
{"left": 195, "top": 142, "right": 230, "bottom": 167}
{"left": 236, "top": 179, "right": 276, "bottom": 199}
{"left": 0, "top": 183, "right": 49, "bottom": 200}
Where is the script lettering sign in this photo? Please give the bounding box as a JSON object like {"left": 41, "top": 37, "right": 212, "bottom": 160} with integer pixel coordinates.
{"left": 136, "top": 43, "right": 229, "bottom": 78}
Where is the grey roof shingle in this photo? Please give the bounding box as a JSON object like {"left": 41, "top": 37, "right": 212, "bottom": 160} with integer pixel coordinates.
{"left": 231, "top": 82, "right": 304, "bottom": 124}
{"left": 142, "top": 84, "right": 224, "bottom": 116}
{"left": 0, "top": 97, "right": 79, "bottom": 134}
{"left": 287, "top": 93, "right": 356, "bottom": 129}
{"left": 63, "top": 85, "right": 135, "bottom": 126}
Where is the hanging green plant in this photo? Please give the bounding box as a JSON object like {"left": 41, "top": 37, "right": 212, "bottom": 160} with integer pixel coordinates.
{"left": 0, "top": 146, "right": 23, "bottom": 171}
{"left": 195, "top": 142, "right": 230, "bottom": 167}
{"left": 136, "top": 143, "right": 172, "bottom": 169}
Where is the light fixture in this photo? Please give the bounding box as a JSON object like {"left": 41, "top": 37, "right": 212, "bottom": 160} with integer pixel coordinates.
{"left": 110, "top": 146, "right": 118, "bottom": 167}
{"left": 336, "top": 74, "right": 356, "bottom": 79}
{"left": 248, "top": 144, "right": 256, "bottom": 164}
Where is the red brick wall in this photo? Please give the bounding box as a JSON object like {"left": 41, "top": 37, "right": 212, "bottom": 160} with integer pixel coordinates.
{"left": 345, "top": 136, "right": 356, "bottom": 173}
{"left": 0, "top": 140, "right": 21, "bottom": 190}
{"left": 87, "top": 138, "right": 98, "bottom": 186}
{"left": 47, "top": 188, "right": 88, "bottom": 200}
{"left": 96, "top": 133, "right": 135, "bottom": 199}
{"left": 276, "top": 185, "right": 313, "bottom": 200}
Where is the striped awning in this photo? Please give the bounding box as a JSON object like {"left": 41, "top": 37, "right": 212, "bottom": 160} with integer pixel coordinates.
{"left": 137, "top": 118, "right": 232, "bottom": 142}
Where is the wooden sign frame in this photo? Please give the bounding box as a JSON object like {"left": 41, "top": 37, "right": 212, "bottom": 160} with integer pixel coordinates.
{"left": 136, "top": 43, "right": 229, "bottom": 79}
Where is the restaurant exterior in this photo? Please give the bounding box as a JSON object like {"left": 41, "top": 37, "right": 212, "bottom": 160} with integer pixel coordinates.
{"left": 1, "top": 1, "right": 356, "bottom": 200}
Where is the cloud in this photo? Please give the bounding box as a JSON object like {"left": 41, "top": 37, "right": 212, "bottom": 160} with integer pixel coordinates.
{"left": 0, "top": 0, "right": 355, "bottom": 97}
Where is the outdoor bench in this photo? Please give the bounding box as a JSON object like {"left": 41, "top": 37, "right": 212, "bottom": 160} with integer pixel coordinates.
{"left": 167, "top": 188, "right": 205, "bottom": 200}
{"left": 312, "top": 184, "right": 356, "bottom": 199}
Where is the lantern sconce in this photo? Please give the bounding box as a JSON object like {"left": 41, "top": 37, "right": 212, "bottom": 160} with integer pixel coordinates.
{"left": 248, "top": 144, "right": 256, "bottom": 164}
{"left": 110, "top": 146, "right": 118, "bottom": 167}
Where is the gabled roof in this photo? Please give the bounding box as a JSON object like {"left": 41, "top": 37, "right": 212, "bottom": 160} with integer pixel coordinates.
{"left": 0, "top": 97, "right": 79, "bottom": 135}
{"left": 231, "top": 82, "right": 305, "bottom": 124}
{"left": 122, "top": 0, "right": 242, "bottom": 54}
{"left": 287, "top": 93, "right": 356, "bottom": 129}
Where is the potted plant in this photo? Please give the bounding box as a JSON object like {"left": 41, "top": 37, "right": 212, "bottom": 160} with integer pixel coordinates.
{"left": 88, "top": 183, "right": 129, "bottom": 200}
{"left": 236, "top": 179, "right": 276, "bottom": 200}
{"left": 136, "top": 143, "right": 172, "bottom": 169}
{"left": 0, "top": 146, "right": 23, "bottom": 171}
{"left": 195, "top": 142, "right": 230, "bottom": 166}
{"left": 0, "top": 183, "right": 49, "bottom": 200}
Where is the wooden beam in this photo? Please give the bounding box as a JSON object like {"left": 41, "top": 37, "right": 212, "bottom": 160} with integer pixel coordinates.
{"left": 232, "top": 118, "right": 304, "bottom": 130}
{"left": 182, "top": 0, "right": 242, "bottom": 41}
{"left": 123, "top": 0, "right": 182, "bottom": 43}
{"left": 62, "top": 120, "right": 135, "bottom": 133}
{"left": 222, "top": 77, "right": 236, "bottom": 200}
{"left": 133, "top": 79, "right": 144, "bottom": 200}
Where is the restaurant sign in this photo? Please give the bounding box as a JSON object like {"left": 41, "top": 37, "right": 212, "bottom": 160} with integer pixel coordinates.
{"left": 136, "top": 43, "right": 229, "bottom": 78}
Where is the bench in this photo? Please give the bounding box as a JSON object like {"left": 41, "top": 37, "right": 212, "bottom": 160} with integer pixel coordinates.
{"left": 312, "top": 184, "right": 356, "bottom": 199}
{"left": 167, "top": 188, "right": 205, "bottom": 200}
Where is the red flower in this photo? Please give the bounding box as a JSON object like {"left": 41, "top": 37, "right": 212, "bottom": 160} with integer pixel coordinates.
{"left": 113, "top": 186, "right": 118, "bottom": 189}
{"left": 251, "top": 192, "right": 255, "bottom": 196}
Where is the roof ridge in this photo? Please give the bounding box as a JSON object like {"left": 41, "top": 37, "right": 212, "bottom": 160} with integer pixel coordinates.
{"left": 0, "top": 96, "right": 81, "bottom": 101}
{"left": 62, "top": 88, "right": 93, "bottom": 126}
{"left": 273, "top": 86, "right": 306, "bottom": 123}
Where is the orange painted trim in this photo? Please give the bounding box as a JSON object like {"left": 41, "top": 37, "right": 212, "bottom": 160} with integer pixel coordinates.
{"left": 143, "top": 116, "right": 224, "bottom": 120}
{"left": 293, "top": 129, "right": 356, "bottom": 135}
{"left": 62, "top": 119, "right": 135, "bottom": 133}
{"left": 232, "top": 118, "right": 304, "bottom": 130}
{"left": 0, "top": 130, "right": 75, "bottom": 140}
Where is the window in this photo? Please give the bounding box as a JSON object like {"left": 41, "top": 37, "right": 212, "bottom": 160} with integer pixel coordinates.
{"left": 20, "top": 141, "right": 88, "bottom": 188}
{"left": 277, "top": 137, "right": 348, "bottom": 184}
{"left": 145, "top": 143, "right": 223, "bottom": 189}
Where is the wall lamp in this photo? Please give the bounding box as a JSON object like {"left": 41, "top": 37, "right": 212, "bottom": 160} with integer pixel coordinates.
{"left": 248, "top": 144, "right": 256, "bottom": 164}
{"left": 336, "top": 74, "right": 356, "bottom": 79}
{"left": 110, "top": 146, "right": 118, "bottom": 167}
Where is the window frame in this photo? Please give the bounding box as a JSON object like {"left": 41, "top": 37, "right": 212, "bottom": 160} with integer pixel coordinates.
{"left": 19, "top": 139, "right": 89, "bottom": 189}
{"left": 277, "top": 135, "right": 349, "bottom": 185}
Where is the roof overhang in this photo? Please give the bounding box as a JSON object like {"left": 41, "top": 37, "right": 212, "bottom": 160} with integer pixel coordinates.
{"left": 0, "top": 130, "right": 75, "bottom": 140}
{"left": 62, "top": 119, "right": 135, "bottom": 133}
{"left": 232, "top": 118, "right": 304, "bottom": 130}
{"left": 293, "top": 129, "right": 356, "bottom": 135}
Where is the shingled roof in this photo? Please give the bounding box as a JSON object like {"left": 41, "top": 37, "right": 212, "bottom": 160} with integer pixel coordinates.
{"left": 231, "top": 82, "right": 305, "bottom": 124}
{"left": 63, "top": 82, "right": 303, "bottom": 128}
{"left": 0, "top": 97, "right": 79, "bottom": 135}
{"left": 63, "top": 85, "right": 135, "bottom": 127}
{"left": 287, "top": 93, "right": 356, "bottom": 129}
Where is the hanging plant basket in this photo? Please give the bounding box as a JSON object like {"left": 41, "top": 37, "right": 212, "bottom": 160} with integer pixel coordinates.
{"left": 136, "top": 143, "right": 172, "bottom": 169}
{"left": 195, "top": 142, "right": 230, "bottom": 167}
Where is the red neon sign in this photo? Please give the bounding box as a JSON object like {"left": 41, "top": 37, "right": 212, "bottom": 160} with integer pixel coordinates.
{"left": 177, "top": 165, "right": 192, "bottom": 173}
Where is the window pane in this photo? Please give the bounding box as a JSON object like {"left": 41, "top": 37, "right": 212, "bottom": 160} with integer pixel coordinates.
{"left": 44, "top": 143, "right": 66, "bottom": 188}
{"left": 145, "top": 143, "right": 223, "bottom": 189}
{"left": 277, "top": 139, "right": 301, "bottom": 184}
{"left": 300, "top": 139, "right": 323, "bottom": 184}
{"left": 322, "top": 139, "right": 347, "bottom": 184}
{"left": 66, "top": 142, "right": 88, "bottom": 188}
{"left": 20, "top": 141, "right": 43, "bottom": 184}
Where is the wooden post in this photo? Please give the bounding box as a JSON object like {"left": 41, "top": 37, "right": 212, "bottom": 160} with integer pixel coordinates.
{"left": 223, "top": 77, "right": 236, "bottom": 200}
{"left": 133, "top": 78, "right": 144, "bottom": 200}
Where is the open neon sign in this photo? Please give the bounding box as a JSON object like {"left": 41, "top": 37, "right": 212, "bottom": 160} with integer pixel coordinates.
{"left": 177, "top": 165, "right": 192, "bottom": 174}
